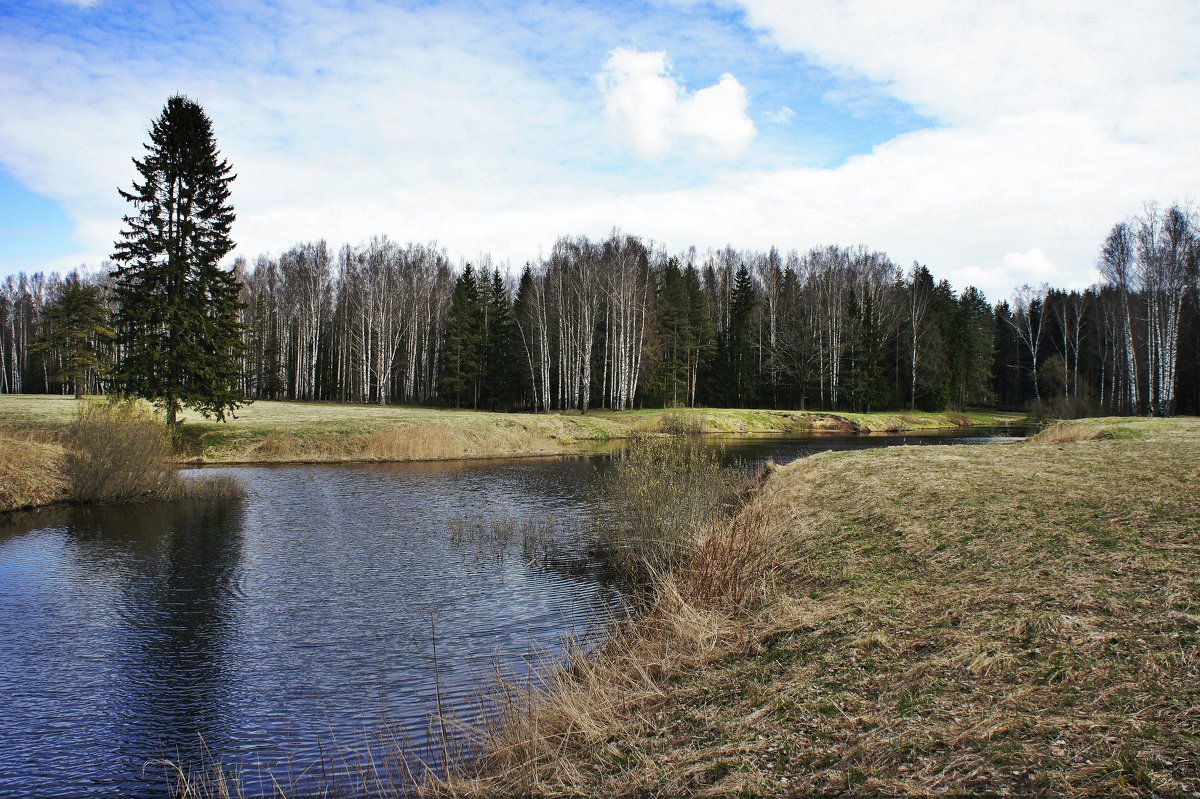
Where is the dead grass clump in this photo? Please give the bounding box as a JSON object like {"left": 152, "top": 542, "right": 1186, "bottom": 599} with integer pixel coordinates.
{"left": 673, "top": 503, "right": 780, "bottom": 611}
{"left": 360, "top": 423, "right": 471, "bottom": 460}
{"left": 0, "top": 434, "right": 68, "bottom": 511}
{"left": 1029, "top": 420, "right": 1104, "bottom": 443}
{"left": 66, "top": 400, "right": 243, "bottom": 504}
{"left": 590, "top": 436, "right": 743, "bottom": 594}
{"left": 359, "top": 422, "right": 552, "bottom": 462}
{"left": 658, "top": 411, "right": 705, "bottom": 435}
{"left": 176, "top": 474, "right": 246, "bottom": 502}
{"left": 67, "top": 399, "right": 180, "bottom": 502}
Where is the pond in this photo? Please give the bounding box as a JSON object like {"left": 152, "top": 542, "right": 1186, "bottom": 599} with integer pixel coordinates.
{"left": 0, "top": 428, "right": 1021, "bottom": 797}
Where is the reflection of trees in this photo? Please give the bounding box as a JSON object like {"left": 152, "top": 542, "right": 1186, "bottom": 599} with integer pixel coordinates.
{"left": 64, "top": 500, "right": 246, "bottom": 790}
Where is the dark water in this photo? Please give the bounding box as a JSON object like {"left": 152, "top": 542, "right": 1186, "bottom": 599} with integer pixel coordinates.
{"left": 0, "top": 429, "right": 1020, "bottom": 797}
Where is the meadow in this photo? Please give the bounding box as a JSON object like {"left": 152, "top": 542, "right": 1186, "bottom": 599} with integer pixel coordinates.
{"left": 0, "top": 395, "right": 1020, "bottom": 511}
{"left": 435, "top": 416, "right": 1200, "bottom": 796}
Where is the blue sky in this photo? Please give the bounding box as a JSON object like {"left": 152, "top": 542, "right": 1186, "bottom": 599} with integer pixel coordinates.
{"left": 1, "top": 0, "right": 1198, "bottom": 301}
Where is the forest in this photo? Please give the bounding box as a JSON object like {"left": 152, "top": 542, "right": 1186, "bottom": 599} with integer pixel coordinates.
{"left": 2, "top": 202, "right": 1198, "bottom": 417}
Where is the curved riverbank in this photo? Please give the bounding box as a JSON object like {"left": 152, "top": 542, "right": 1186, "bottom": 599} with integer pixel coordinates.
{"left": 0, "top": 396, "right": 1021, "bottom": 511}
{"left": 433, "top": 416, "right": 1200, "bottom": 797}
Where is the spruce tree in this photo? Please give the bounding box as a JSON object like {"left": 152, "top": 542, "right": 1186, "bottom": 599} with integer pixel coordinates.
{"left": 112, "top": 95, "right": 244, "bottom": 426}
{"left": 439, "top": 265, "right": 484, "bottom": 407}
{"left": 482, "top": 269, "right": 519, "bottom": 409}
{"left": 512, "top": 264, "right": 540, "bottom": 410}
{"left": 683, "top": 263, "right": 712, "bottom": 407}
{"left": 726, "top": 263, "right": 758, "bottom": 407}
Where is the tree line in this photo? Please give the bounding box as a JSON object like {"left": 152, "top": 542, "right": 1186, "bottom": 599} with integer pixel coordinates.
{"left": 4, "top": 203, "right": 1199, "bottom": 417}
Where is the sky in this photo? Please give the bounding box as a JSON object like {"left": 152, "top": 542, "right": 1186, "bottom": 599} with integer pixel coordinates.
{"left": 1, "top": 0, "right": 1198, "bottom": 302}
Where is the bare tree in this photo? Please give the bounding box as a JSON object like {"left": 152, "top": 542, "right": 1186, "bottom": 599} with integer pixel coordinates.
{"left": 1007, "top": 283, "right": 1050, "bottom": 401}
{"left": 1098, "top": 222, "right": 1140, "bottom": 412}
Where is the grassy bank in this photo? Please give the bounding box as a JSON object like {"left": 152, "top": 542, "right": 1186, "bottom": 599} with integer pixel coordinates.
{"left": 0, "top": 435, "right": 68, "bottom": 511}
{"left": 0, "top": 395, "right": 1021, "bottom": 467}
{"left": 0, "top": 401, "right": 242, "bottom": 513}
{"left": 437, "top": 416, "right": 1200, "bottom": 797}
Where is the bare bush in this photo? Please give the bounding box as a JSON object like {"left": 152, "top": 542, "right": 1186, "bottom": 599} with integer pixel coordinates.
{"left": 66, "top": 400, "right": 243, "bottom": 504}
{"left": 67, "top": 399, "right": 180, "bottom": 502}
{"left": 590, "top": 436, "right": 743, "bottom": 594}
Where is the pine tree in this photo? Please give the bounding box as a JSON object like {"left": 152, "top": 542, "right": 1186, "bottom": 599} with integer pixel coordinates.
{"left": 30, "top": 275, "right": 114, "bottom": 399}
{"left": 112, "top": 95, "right": 244, "bottom": 425}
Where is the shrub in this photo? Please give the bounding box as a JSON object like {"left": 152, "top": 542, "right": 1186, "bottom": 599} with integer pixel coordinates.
{"left": 590, "top": 436, "right": 743, "bottom": 594}
{"left": 67, "top": 399, "right": 179, "bottom": 502}
{"left": 65, "top": 399, "right": 244, "bottom": 504}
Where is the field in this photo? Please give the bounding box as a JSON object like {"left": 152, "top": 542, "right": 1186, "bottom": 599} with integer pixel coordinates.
{"left": 438, "top": 416, "right": 1200, "bottom": 797}
{"left": 0, "top": 394, "right": 1020, "bottom": 468}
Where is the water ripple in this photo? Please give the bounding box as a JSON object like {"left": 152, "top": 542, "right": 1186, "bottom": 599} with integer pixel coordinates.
{"left": 0, "top": 432, "right": 1015, "bottom": 796}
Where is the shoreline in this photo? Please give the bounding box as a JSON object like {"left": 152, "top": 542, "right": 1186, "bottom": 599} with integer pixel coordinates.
{"left": 431, "top": 416, "right": 1200, "bottom": 797}
{"left": 0, "top": 396, "right": 1022, "bottom": 512}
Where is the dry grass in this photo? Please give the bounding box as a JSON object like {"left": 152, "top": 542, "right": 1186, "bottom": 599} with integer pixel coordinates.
{"left": 67, "top": 399, "right": 181, "bottom": 502}
{"left": 0, "top": 395, "right": 1022, "bottom": 467}
{"left": 0, "top": 433, "right": 68, "bottom": 511}
{"left": 1030, "top": 416, "right": 1154, "bottom": 444}
{"left": 590, "top": 437, "right": 745, "bottom": 594}
{"left": 432, "top": 416, "right": 1200, "bottom": 797}
{"left": 1, "top": 399, "right": 244, "bottom": 510}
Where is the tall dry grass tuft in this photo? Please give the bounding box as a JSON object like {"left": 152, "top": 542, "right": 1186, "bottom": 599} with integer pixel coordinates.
{"left": 1029, "top": 419, "right": 1103, "bottom": 444}
{"left": 657, "top": 411, "right": 704, "bottom": 435}
{"left": 589, "top": 436, "right": 743, "bottom": 594}
{"left": 672, "top": 502, "right": 780, "bottom": 611}
{"left": 66, "top": 399, "right": 243, "bottom": 504}
{"left": 67, "top": 399, "right": 180, "bottom": 502}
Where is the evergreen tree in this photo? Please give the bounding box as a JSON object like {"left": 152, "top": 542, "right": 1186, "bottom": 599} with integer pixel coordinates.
{"left": 482, "top": 269, "right": 519, "bottom": 409}
{"left": 954, "top": 287, "right": 995, "bottom": 408}
{"left": 925, "top": 279, "right": 959, "bottom": 409}
{"left": 439, "top": 264, "right": 484, "bottom": 407}
{"left": 112, "top": 95, "right": 244, "bottom": 425}
{"left": 650, "top": 257, "right": 690, "bottom": 406}
{"left": 723, "top": 263, "right": 758, "bottom": 407}
{"left": 30, "top": 275, "right": 114, "bottom": 399}
{"left": 992, "top": 301, "right": 1026, "bottom": 407}
{"left": 512, "top": 264, "right": 541, "bottom": 410}
{"left": 683, "top": 263, "right": 713, "bottom": 407}
{"left": 846, "top": 289, "right": 888, "bottom": 411}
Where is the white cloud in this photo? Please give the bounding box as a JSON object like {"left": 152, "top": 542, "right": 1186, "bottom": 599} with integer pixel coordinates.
{"left": 766, "top": 105, "right": 794, "bottom": 124}
{"left": 949, "top": 249, "right": 1072, "bottom": 305}
{"left": 694, "top": 0, "right": 1200, "bottom": 296}
{"left": 2, "top": 1, "right": 1199, "bottom": 303}
{"left": 597, "top": 47, "right": 756, "bottom": 159}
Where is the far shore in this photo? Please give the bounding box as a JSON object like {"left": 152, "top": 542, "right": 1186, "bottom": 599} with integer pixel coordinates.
{"left": 0, "top": 395, "right": 1022, "bottom": 512}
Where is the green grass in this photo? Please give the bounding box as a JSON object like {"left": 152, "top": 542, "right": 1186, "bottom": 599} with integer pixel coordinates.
{"left": 436, "top": 416, "right": 1200, "bottom": 798}
{"left": 0, "top": 395, "right": 1021, "bottom": 466}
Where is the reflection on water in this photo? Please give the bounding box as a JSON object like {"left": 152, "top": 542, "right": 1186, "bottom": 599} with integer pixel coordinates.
{"left": 0, "top": 428, "right": 1021, "bottom": 797}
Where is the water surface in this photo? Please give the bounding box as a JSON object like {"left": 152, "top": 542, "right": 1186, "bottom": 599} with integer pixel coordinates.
{"left": 0, "top": 428, "right": 1020, "bottom": 796}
